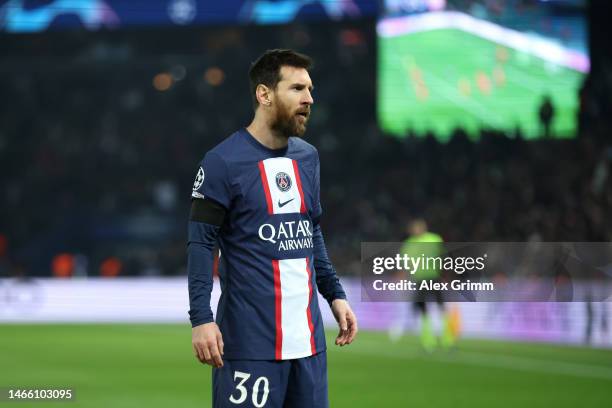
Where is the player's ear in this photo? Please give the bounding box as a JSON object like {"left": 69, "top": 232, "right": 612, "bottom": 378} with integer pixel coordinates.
{"left": 256, "top": 84, "right": 272, "bottom": 107}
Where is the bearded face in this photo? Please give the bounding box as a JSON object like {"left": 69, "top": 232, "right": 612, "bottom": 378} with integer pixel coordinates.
{"left": 270, "top": 93, "right": 310, "bottom": 138}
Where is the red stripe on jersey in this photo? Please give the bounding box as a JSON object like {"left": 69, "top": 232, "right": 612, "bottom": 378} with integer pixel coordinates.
{"left": 258, "top": 161, "right": 273, "bottom": 215}
{"left": 305, "top": 257, "right": 316, "bottom": 355}
{"left": 292, "top": 160, "right": 307, "bottom": 213}
{"left": 272, "top": 259, "right": 283, "bottom": 360}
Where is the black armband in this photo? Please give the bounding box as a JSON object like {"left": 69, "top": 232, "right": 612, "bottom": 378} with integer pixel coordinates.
{"left": 190, "top": 198, "right": 226, "bottom": 226}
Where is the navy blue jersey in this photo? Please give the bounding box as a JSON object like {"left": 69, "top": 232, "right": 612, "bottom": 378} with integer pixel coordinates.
{"left": 189, "top": 128, "right": 345, "bottom": 361}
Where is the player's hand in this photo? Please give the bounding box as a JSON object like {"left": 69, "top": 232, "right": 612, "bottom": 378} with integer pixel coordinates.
{"left": 331, "top": 299, "right": 358, "bottom": 346}
{"left": 192, "top": 322, "right": 224, "bottom": 368}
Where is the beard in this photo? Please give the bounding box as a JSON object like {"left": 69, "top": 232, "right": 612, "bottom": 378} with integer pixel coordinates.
{"left": 270, "top": 98, "right": 310, "bottom": 138}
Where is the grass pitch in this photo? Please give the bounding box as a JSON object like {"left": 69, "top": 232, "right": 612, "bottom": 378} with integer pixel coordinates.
{"left": 1, "top": 325, "right": 611, "bottom": 407}
{"left": 378, "top": 28, "right": 585, "bottom": 140}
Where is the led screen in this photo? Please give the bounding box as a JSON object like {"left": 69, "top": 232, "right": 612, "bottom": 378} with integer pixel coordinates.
{"left": 378, "top": 0, "right": 589, "bottom": 139}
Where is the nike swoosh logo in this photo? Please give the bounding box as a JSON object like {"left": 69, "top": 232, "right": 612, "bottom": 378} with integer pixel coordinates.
{"left": 278, "top": 198, "right": 295, "bottom": 208}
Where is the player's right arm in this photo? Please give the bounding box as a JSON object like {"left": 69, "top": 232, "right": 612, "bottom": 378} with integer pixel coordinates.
{"left": 188, "top": 198, "right": 225, "bottom": 368}
{"left": 187, "top": 152, "right": 232, "bottom": 368}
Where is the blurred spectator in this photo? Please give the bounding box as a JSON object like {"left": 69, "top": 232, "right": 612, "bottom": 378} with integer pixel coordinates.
{"left": 0, "top": 234, "right": 10, "bottom": 277}
{"left": 100, "top": 257, "right": 123, "bottom": 278}
{"left": 52, "top": 254, "right": 75, "bottom": 278}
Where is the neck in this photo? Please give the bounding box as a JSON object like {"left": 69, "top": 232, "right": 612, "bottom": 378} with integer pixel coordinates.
{"left": 246, "top": 110, "right": 289, "bottom": 150}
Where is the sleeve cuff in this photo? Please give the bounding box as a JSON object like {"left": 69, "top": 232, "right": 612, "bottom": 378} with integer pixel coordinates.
{"left": 327, "top": 292, "right": 347, "bottom": 307}
{"left": 189, "top": 313, "right": 214, "bottom": 328}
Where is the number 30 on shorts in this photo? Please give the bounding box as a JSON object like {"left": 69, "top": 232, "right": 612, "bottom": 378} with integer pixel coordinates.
{"left": 229, "top": 371, "right": 270, "bottom": 407}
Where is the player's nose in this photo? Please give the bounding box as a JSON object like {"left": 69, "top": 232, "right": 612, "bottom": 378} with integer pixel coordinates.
{"left": 303, "top": 89, "right": 314, "bottom": 105}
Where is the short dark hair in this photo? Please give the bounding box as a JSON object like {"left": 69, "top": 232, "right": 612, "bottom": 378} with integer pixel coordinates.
{"left": 248, "top": 49, "right": 313, "bottom": 109}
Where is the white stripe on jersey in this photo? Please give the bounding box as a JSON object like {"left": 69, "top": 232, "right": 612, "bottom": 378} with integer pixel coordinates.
{"left": 278, "top": 257, "right": 314, "bottom": 359}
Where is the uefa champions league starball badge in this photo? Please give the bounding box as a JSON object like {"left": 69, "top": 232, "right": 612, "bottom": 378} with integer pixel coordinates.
{"left": 193, "top": 167, "right": 205, "bottom": 191}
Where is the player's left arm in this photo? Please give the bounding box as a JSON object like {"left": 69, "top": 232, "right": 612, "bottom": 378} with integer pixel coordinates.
{"left": 310, "top": 148, "right": 357, "bottom": 346}
{"left": 312, "top": 223, "right": 358, "bottom": 346}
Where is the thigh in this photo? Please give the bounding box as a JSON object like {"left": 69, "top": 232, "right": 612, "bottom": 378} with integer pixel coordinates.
{"left": 213, "top": 359, "right": 290, "bottom": 408}
{"left": 284, "top": 351, "right": 329, "bottom": 408}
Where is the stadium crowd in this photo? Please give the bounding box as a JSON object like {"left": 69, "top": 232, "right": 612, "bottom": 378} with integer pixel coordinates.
{"left": 1, "top": 24, "right": 611, "bottom": 278}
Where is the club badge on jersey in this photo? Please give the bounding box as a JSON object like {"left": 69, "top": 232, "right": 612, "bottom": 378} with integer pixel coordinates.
{"left": 275, "top": 172, "right": 292, "bottom": 192}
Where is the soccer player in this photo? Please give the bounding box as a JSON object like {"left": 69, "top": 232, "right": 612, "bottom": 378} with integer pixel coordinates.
{"left": 187, "top": 49, "right": 357, "bottom": 407}
{"left": 400, "top": 218, "right": 455, "bottom": 352}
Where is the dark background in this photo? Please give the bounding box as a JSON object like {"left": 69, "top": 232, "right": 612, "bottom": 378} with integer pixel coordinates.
{"left": 1, "top": 1, "right": 611, "bottom": 278}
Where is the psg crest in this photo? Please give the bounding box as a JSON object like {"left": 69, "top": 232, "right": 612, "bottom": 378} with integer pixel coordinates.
{"left": 275, "top": 172, "right": 292, "bottom": 192}
{"left": 193, "top": 167, "right": 205, "bottom": 191}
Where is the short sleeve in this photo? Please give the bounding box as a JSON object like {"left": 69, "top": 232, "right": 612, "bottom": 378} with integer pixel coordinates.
{"left": 191, "top": 151, "right": 232, "bottom": 209}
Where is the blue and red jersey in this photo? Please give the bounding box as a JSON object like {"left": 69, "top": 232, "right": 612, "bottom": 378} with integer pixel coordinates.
{"left": 188, "top": 128, "right": 346, "bottom": 361}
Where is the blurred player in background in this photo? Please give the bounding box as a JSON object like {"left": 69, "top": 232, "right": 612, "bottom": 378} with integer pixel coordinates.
{"left": 400, "top": 218, "right": 457, "bottom": 352}
{"left": 538, "top": 94, "right": 555, "bottom": 138}
{"left": 187, "top": 49, "right": 357, "bottom": 407}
